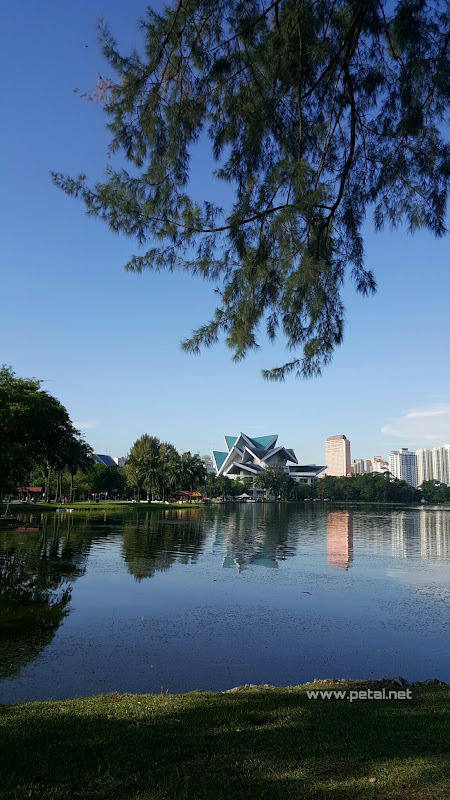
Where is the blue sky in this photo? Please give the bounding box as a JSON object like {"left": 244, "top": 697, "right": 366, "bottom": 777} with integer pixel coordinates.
{"left": 2, "top": 0, "right": 449, "bottom": 465}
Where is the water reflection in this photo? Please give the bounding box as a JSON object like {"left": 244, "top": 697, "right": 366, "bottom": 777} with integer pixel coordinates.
{"left": 121, "top": 510, "right": 206, "bottom": 582}
{"left": 0, "top": 513, "right": 92, "bottom": 678}
{"left": 420, "top": 509, "right": 450, "bottom": 561}
{"left": 1, "top": 505, "right": 449, "bottom": 699}
{"left": 391, "top": 512, "right": 421, "bottom": 559}
{"left": 327, "top": 511, "right": 353, "bottom": 570}
{"left": 213, "top": 504, "right": 302, "bottom": 571}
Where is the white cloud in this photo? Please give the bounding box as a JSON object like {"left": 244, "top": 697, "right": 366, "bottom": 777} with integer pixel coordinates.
{"left": 74, "top": 420, "right": 97, "bottom": 430}
{"left": 381, "top": 404, "right": 450, "bottom": 446}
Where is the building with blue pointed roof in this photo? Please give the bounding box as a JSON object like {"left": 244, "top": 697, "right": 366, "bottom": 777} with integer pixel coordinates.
{"left": 212, "top": 433, "right": 325, "bottom": 492}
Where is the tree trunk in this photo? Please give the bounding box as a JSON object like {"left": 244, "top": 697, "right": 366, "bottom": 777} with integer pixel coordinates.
{"left": 46, "top": 467, "right": 52, "bottom": 503}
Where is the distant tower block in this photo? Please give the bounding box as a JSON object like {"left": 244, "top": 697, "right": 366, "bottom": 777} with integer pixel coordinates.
{"left": 325, "top": 435, "right": 351, "bottom": 477}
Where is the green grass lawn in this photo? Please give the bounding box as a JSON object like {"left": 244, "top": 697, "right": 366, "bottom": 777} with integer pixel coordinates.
{"left": 1, "top": 682, "right": 449, "bottom": 799}
{"left": 5, "top": 500, "right": 204, "bottom": 513}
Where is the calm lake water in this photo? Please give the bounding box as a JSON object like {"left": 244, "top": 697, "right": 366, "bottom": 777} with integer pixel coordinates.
{"left": 0, "top": 504, "right": 449, "bottom": 703}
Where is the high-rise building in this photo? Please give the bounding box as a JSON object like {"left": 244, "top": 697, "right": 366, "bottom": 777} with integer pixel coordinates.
{"left": 389, "top": 448, "right": 418, "bottom": 487}
{"left": 351, "top": 459, "right": 365, "bottom": 475}
{"left": 415, "top": 445, "right": 450, "bottom": 487}
{"left": 417, "top": 449, "right": 434, "bottom": 485}
{"left": 325, "top": 435, "right": 351, "bottom": 477}
{"left": 434, "top": 445, "right": 450, "bottom": 486}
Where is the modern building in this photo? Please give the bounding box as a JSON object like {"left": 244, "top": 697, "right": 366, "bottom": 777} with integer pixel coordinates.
{"left": 325, "top": 435, "right": 351, "bottom": 477}
{"left": 212, "top": 433, "right": 325, "bottom": 494}
{"left": 113, "top": 456, "right": 127, "bottom": 467}
{"left": 369, "top": 456, "right": 389, "bottom": 474}
{"left": 389, "top": 448, "right": 418, "bottom": 487}
{"left": 94, "top": 454, "right": 117, "bottom": 467}
{"left": 351, "top": 459, "right": 365, "bottom": 475}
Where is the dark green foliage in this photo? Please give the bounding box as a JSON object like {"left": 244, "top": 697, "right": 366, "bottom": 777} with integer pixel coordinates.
{"left": 256, "top": 463, "right": 294, "bottom": 497}
{"left": 316, "top": 471, "right": 421, "bottom": 502}
{"left": 126, "top": 434, "right": 163, "bottom": 500}
{"left": 420, "top": 479, "right": 450, "bottom": 502}
{"left": 0, "top": 366, "right": 92, "bottom": 497}
{"left": 53, "top": 1, "right": 450, "bottom": 378}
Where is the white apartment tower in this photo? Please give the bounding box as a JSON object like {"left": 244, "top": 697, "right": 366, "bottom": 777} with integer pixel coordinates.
{"left": 434, "top": 445, "right": 450, "bottom": 486}
{"left": 351, "top": 459, "right": 365, "bottom": 475}
{"left": 417, "top": 449, "right": 435, "bottom": 485}
{"left": 389, "top": 448, "right": 418, "bottom": 487}
{"left": 415, "top": 446, "right": 450, "bottom": 486}
{"left": 325, "top": 435, "right": 351, "bottom": 477}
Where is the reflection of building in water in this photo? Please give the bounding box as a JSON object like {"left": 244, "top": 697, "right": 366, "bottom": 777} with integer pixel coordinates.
{"left": 327, "top": 511, "right": 353, "bottom": 570}
{"left": 419, "top": 510, "right": 450, "bottom": 561}
{"left": 216, "top": 504, "right": 300, "bottom": 571}
{"left": 391, "top": 512, "right": 420, "bottom": 558}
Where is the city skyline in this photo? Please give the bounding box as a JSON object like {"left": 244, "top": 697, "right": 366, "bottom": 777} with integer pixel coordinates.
{"left": 1, "top": 0, "right": 450, "bottom": 465}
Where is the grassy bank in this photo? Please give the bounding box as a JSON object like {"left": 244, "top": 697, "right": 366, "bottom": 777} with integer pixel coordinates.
{"left": 1, "top": 681, "right": 449, "bottom": 799}
{"left": 5, "top": 501, "right": 204, "bottom": 513}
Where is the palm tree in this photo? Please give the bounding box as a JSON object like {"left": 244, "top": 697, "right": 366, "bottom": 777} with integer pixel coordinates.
{"left": 180, "top": 452, "right": 206, "bottom": 500}
{"left": 159, "top": 442, "right": 180, "bottom": 501}
{"left": 65, "top": 439, "right": 94, "bottom": 502}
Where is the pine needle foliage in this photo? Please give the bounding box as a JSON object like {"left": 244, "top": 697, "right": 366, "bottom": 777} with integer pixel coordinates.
{"left": 52, "top": 0, "right": 450, "bottom": 379}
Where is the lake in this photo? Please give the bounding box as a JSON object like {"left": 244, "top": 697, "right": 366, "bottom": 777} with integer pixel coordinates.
{"left": 0, "top": 504, "right": 449, "bottom": 703}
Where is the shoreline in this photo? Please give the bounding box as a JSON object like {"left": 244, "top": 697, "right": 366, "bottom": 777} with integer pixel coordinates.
{"left": 2, "top": 677, "right": 448, "bottom": 707}
{"left": 4, "top": 499, "right": 450, "bottom": 514}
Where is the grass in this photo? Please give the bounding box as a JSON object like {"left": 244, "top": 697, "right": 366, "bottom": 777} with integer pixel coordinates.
{"left": 5, "top": 501, "right": 204, "bottom": 513}
{"left": 1, "top": 681, "right": 449, "bottom": 799}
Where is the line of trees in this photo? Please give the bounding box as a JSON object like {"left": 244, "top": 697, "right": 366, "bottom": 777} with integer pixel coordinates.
{"left": 420, "top": 481, "right": 450, "bottom": 504}
{"left": 126, "top": 435, "right": 205, "bottom": 501}
{"left": 254, "top": 466, "right": 430, "bottom": 503}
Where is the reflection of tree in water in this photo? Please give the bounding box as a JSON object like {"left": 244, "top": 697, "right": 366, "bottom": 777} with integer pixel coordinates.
{"left": 122, "top": 510, "right": 206, "bottom": 582}
{"left": 217, "top": 504, "right": 302, "bottom": 571}
{"left": 0, "top": 513, "right": 92, "bottom": 679}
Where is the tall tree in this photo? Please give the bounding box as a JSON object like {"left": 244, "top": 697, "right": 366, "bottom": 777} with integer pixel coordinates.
{"left": 65, "top": 438, "right": 94, "bottom": 502}
{"left": 53, "top": 1, "right": 449, "bottom": 379}
{"left": 0, "top": 366, "right": 81, "bottom": 500}
{"left": 256, "top": 464, "right": 291, "bottom": 498}
{"left": 127, "top": 434, "right": 162, "bottom": 501}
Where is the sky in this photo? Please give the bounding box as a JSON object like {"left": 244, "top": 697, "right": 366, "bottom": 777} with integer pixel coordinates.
{"left": 1, "top": 0, "right": 450, "bottom": 466}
